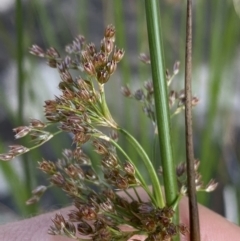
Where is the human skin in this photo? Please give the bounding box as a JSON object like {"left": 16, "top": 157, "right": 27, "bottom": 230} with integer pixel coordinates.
{"left": 1, "top": 189, "right": 240, "bottom": 241}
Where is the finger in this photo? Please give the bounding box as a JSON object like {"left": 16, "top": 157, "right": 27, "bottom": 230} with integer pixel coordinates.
{"left": 1, "top": 192, "right": 240, "bottom": 241}
{"left": 180, "top": 197, "right": 240, "bottom": 241}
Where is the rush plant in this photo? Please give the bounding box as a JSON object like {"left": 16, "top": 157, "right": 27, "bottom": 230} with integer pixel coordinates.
{"left": 0, "top": 1, "right": 217, "bottom": 241}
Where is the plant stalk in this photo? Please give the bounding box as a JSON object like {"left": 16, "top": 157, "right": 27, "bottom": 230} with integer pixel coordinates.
{"left": 184, "top": 0, "right": 200, "bottom": 240}
{"left": 16, "top": 0, "right": 33, "bottom": 204}
{"left": 119, "top": 128, "right": 164, "bottom": 207}
{"left": 144, "top": 0, "right": 178, "bottom": 207}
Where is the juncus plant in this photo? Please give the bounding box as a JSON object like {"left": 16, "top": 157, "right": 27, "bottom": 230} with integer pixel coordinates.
{"left": 0, "top": 23, "right": 217, "bottom": 241}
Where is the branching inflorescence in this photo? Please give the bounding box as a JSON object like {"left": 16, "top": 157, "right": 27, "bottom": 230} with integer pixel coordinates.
{"left": 0, "top": 25, "right": 217, "bottom": 241}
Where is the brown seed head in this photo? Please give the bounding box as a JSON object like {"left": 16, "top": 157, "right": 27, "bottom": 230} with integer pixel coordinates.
{"left": 73, "top": 147, "right": 91, "bottom": 165}
{"left": 169, "top": 90, "right": 176, "bottom": 108}
{"left": 139, "top": 53, "right": 151, "bottom": 64}
{"left": 112, "top": 47, "right": 124, "bottom": 63}
{"left": 59, "top": 69, "right": 73, "bottom": 83}
{"left": 106, "top": 60, "right": 117, "bottom": 75}
{"left": 64, "top": 55, "right": 72, "bottom": 68}
{"left": 142, "top": 217, "right": 156, "bottom": 232}
{"left": 121, "top": 85, "right": 132, "bottom": 97}
{"left": 163, "top": 206, "right": 175, "bottom": 218}
{"left": 63, "top": 222, "right": 76, "bottom": 237}
{"left": 138, "top": 203, "right": 154, "bottom": 214}
{"left": 125, "top": 174, "right": 138, "bottom": 185}
{"left": 44, "top": 100, "right": 57, "bottom": 112}
{"left": 47, "top": 58, "right": 58, "bottom": 68}
{"left": 115, "top": 176, "right": 129, "bottom": 189}
{"left": 166, "top": 69, "right": 171, "bottom": 81}
{"left": 124, "top": 162, "right": 135, "bottom": 175}
{"left": 50, "top": 172, "right": 65, "bottom": 187}
{"left": 73, "top": 132, "right": 91, "bottom": 145}
{"left": 205, "top": 179, "right": 218, "bottom": 192}
{"left": 192, "top": 96, "right": 200, "bottom": 106}
{"left": 62, "top": 181, "right": 79, "bottom": 196}
{"left": 166, "top": 223, "right": 177, "bottom": 236}
{"left": 72, "top": 38, "right": 83, "bottom": 52}
{"left": 134, "top": 89, "right": 145, "bottom": 101}
{"left": 38, "top": 159, "right": 57, "bottom": 175}
{"left": 68, "top": 209, "right": 82, "bottom": 222}
{"left": 101, "top": 38, "right": 114, "bottom": 54}
{"left": 51, "top": 213, "right": 66, "bottom": 230}
{"left": 64, "top": 164, "right": 83, "bottom": 179}
{"left": 102, "top": 189, "right": 116, "bottom": 201}
{"left": 46, "top": 47, "right": 60, "bottom": 59}
{"left": 97, "top": 70, "right": 110, "bottom": 84}
{"left": 85, "top": 168, "right": 98, "bottom": 181}
{"left": 93, "top": 227, "right": 112, "bottom": 241}
{"left": 101, "top": 154, "right": 119, "bottom": 169}
{"left": 0, "top": 153, "right": 14, "bottom": 161}
{"left": 173, "top": 61, "right": 180, "bottom": 75}
{"left": 9, "top": 145, "right": 29, "bottom": 155}
{"left": 30, "top": 119, "right": 46, "bottom": 129}
{"left": 144, "top": 80, "right": 154, "bottom": 93}
{"left": 104, "top": 24, "right": 116, "bottom": 40}
{"left": 86, "top": 43, "right": 96, "bottom": 56}
{"left": 31, "top": 185, "right": 47, "bottom": 196}
{"left": 77, "top": 221, "right": 93, "bottom": 235}
{"left": 178, "top": 223, "right": 189, "bottom": 235}
{"left": 96, "top": 52, "right": 108, "bottom": 67}
{"left": 100, "top": 198, "right": 115, "bottom": 213}
{"left": 83, "top": 62, "right": 96, "bottom": 76}
{"left": 29, "top": 45, "right": 45, "bottom": 57}
{"left": 176, "top": 162, "right": 186, "bottom": 177}
{"left": 13, "top": 126, "right": 31, "bottom": 139}
{"left": 94, "top": 219, "right": 106, "bottom": 231}
{"left": 80, "top": 205, "right": 98, "bottom": 220}
{"left": 93, "top": 140, "right": 109, "bottom": 155}
{"left": 26, "top": 195, "right": 40, "bottom": 205}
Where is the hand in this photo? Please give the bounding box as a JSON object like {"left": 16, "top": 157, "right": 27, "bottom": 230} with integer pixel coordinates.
{"left": 1, "top": 189, "right": 240, "bottom": 241}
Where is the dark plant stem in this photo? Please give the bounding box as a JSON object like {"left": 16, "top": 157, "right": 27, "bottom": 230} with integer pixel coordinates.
{"left": 184, "top": 0, "right": 200, "bottom": 240}
{"left": 144, "top": 0, "right": 178, "bottom": 207}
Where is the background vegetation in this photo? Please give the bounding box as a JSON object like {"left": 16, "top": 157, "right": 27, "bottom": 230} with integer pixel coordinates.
{"left": 0, "top": 0, "right": 239, "bottom": 225}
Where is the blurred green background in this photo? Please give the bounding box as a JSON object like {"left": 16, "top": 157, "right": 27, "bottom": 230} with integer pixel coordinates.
{"left": 0, "top": 0, "right": 239, "bottom": 225}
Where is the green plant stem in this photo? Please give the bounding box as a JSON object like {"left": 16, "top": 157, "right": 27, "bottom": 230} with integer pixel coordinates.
{"left": 199, "top": 1, "right": 237, "bottom": 205}
{"left": 16, "top": 0, "right": 24, "bottom": 166}
{"left": 118, "top": 128, "right": 164, "bottom": 207}
{"left": 31, "top": 0, "right": 60, "bottom": 49}
{"left": 144, "top": 0, "right": 178, "bottom": 207}
{"left": 184, "top": 1, "right": 200, "bottom": 240}
{"left": 99, "top": 84, "right": 117, "bottom": 127}
{"left": 16, "top": 0, "right": 34, "bottom": 209}
{"left": 108, "top": 136, "right": 156, "bottom": 205}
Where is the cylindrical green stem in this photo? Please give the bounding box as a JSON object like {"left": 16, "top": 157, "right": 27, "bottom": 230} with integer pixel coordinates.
{"left": 144, "top": 0, "right": 178, "bottom": 207}
{"left": 16, "top": 0, "right": 33, "bottom": 208}
{"left": 99, "top": 84, "right": 117, "bottom": 128}
{"left": 119, "top": 128, "right": 164, "bottom": 207}
{"left": 109, "top": 137, "right": 156, "bottom": 205}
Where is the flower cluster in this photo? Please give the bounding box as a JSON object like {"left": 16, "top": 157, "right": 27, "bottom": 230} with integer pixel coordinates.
{"left": 121, "top": 61, "right": 200, "bottom": 129}
{"left": 175, "top": 160, "right": 218, "bottom": 195}
{"left": 48, "top": 200, "right": 188, "bottom": 241}
{"left": 93, "top": 139, "right": 139, "bottom": 190}
{"left": 0, "top": 25, "right": 198, "bottom": 241}
{"left": 158, "top": 159, "right": 218, "bottom": 196}
{"left": 0, "top": 119, "right": 51, "bottom": 161}
{"left": 0, "top": 25, "right": 123, "bottom": 161}
{"left": 25, "top": 147, "right": 187, "bottom": 241}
